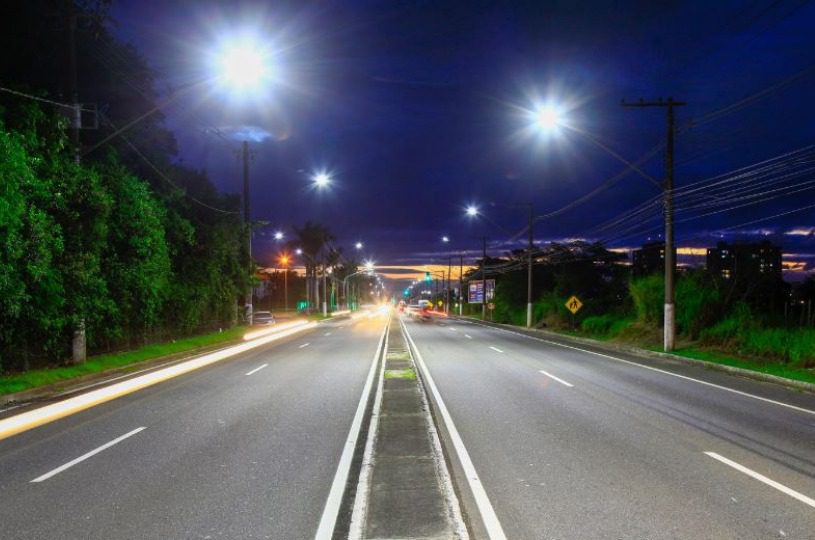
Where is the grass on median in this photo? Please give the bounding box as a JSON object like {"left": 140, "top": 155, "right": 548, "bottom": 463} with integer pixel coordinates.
{"left": 0, "top": 326, "right": 248, "bottom": 397}
{"left": 384, "top": 368, "right": 417, "bottom": 380}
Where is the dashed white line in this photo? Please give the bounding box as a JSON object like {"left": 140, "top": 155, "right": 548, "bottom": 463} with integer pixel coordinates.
{"left": 489, "top": 346, "right": 504, "bottom": 353}
{"left": 538, "top": 369, "right": 574, "bottom": 388}
{"left": 324, "top": 332, "right": 332, "bottom": 336}
{"left": 245, "top": 363, "right": 268, "bottom": 376}
{"left": 705, "top": 451, "right": 815, "bottom": 509}
{"left": 464, "top": 334, "right": 472, "bottom": 339}
{"left": 299, "top": 343, "right": 311, "bottom": 349}
{"left": 478, "top": 323, "right": 815, "bottom": 417}
{"left": 31, "top": 427, "right": 146, "bottom": 483}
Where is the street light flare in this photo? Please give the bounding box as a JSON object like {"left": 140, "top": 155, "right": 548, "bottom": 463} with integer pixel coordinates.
{"left": 313, "top": 171, "right": 331, "bottom": 188}
{"left": 534, "top": 104, "right": 563, "bottom": 131}
{"left": 466, "top": 205, "right": 479, "bottom": 217}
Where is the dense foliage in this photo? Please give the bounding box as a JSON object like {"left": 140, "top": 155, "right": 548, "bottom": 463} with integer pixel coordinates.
{"left": 0, "top": 105, "right": 248, "bottom": 371}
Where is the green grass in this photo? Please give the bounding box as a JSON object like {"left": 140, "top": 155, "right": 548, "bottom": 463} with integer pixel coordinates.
{"left": 384, "top": 368, "right": 417, "bottom": 379}
{"left": 668, "top": 347, "right": 815, "bottom": 385}
{"left": 0, "top": 326, "right": 247, "bottom": 397}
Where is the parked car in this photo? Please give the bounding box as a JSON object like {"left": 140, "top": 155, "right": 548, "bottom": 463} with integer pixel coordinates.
{"left": 253, "top": 311, "right": 276, "bottom": 326}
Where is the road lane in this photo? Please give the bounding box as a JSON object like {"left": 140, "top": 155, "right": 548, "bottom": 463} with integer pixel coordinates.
{"left": 0, "top": 315, "right": 387, "bottom": 540}
{"left": 406, "top": 317, "right": 815, "bottom": 540}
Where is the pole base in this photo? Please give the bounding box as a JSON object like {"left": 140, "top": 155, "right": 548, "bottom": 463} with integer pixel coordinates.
{"left": 664, "top": 303, "right": 676, "bottom": 352}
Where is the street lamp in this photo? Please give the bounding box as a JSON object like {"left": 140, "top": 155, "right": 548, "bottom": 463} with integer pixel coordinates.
{"left": 213, "top": 36, "right": 275, "bottom": 327}
{"left": 312, "top": 171, "right": 332, "bottom": 188}
{"left": 274, "top": 231, "right": 284, "bottom": 241}
{"left": 355, "top": 241, "right": 363, "bottom": 250}
{"left": 466, "top": 205, "right": 479, "bottom": 217}
{"left": 533, "top": 104, "right": 564, "bottom": 132}
{"left": 441, "top": 236, "right": 449, "bottom": 243}
{"left": 279, "top": 254, "right": 290, "bottom": 312}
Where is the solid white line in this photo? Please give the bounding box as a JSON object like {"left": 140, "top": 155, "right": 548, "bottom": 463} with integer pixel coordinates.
{"left": 402, "top": 321, "right": 507, "bottom": 540}
{"left": 705, "top": 452, "right": 815, "bottom": 509}
{"left": 245, "top": 363, "right": 268, "bottom": 376}
{"left": 31, "top": 427, "right": 146, "bottom": 483}
{"left": 347, "top": 320, "right": 389, "bottom": 539}
{"left": 314, "top": 317, "right": 389, "bottom": 540}
{"left": 464, "top": 334, "right": 472, "bottom": 339}
{"left": 489, "top": 346, "right": 504, "bottom": 353}
{"left": 538, "top": 369, "right": 574, "bottom": 387}
{"left": 299, "top": 342, "right": 310, "bottom": 349}
{"left": 477, "top": 323, "right": 815, "bottom": 417}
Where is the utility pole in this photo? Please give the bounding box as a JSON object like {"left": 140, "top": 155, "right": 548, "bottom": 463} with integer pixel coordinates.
{"left": 482, "top": 237, "right": 487, "bottom": 320}
{"left": 623, "top": 97, "right": 686, "bottom": 351}
{"left": 459, "top": 254, "right": 464, "bottom": 316}
{"left": 283, "top": 266, "right": 288, "bottom": 312}
{"left": 66, "top": 1, "right": 85, "bottom": 364}
{"left": 527, "top": 203, "right": 534, "bottom": 328}
{"left": 446, "top": 255, "right": 452, "bottom": 314}
{"left": 322, "top": 263, "right": 328, "bottom": 316}
{"left": 242, "top": 140, "right": 253, "bottom": 325}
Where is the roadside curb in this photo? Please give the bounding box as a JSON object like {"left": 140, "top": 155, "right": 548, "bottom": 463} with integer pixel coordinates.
{"left": 457, "top": 317, "right": 815, "bottom": 394}
{"left": 0, "top": 336, "right": 247, "bottom": 409}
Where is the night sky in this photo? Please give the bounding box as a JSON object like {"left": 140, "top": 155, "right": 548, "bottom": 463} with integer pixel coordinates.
{"left": 109, "top": 0, "right": 815, "bottom": 280}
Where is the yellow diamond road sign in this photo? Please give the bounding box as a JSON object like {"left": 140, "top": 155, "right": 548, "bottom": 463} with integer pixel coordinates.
{"left": 565, "top": 295, "right": 583, "bottom": 315}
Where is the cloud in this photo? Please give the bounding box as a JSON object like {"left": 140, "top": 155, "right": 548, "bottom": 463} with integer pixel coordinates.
{"left": 785, "top": 227, "right": 814, "bottom": 236}
{"left": 217, "top": 125, "right": 273, "bottom": 142}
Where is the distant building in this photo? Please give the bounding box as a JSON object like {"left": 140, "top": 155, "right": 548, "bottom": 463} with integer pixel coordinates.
{"left": 632, "top": 241, "right": 675, "bottom": 277}
{"left": 706, "top": 240, "right": 782, "bottom": 281}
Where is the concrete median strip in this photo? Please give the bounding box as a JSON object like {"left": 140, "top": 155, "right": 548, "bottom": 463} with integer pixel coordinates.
{"left": 0, "top": 321, "right": 316, "bottom": 442}
{"left": 348, "top": 317, "right": 469, "bottom": 540}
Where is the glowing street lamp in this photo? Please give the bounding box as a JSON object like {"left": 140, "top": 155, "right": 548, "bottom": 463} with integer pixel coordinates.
{"left": 355, "top": 241, "right": 363, "bottom": 250}
{"left": 534, "top": 104, "right": 564, "bottom": 132}
{"left": 312, "top": 171, "right": 332, "bottom": 188}
{"left": 441, "top": 236, "right": 450, "bottom": 243}
{"left": 466, "top": 205, "right": 479, "bottom": 217}
{"left": 279, "top": 254, "right": 290, "bottom": 312}
{"left": 274, "top": 231, "right": 284, "bottom": 240}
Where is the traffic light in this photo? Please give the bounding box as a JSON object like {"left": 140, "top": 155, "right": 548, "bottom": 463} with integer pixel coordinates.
{"left": 403, "top": 288, "right": 409, "bottom": 296}
{"left": 424, "top": 271, "right": 431, "bottom": 283}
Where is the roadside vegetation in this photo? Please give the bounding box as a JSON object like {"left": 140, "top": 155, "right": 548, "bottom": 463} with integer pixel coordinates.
{"left": 459, "top": 241, "right": 815, "bottom": 384}
{"left": 0, "top": 327, "right": 247, "bottom": 397}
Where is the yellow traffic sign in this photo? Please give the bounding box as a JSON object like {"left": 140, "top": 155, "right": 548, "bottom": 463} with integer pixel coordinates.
{"left": 565, "top": 295, "right": 583, "bottom": 315}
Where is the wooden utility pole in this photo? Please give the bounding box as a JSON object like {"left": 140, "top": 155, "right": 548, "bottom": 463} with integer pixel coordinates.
{"left": 481, "top": 237, "right": 487, "bottom": 319}
{"left": 527, "top": 204, "right": 534, "bottom": 328}
{"left": 242, "top": 141, "right": 253, "bottom": 325}
{"left": 623, "top": 97, "right": 686, "bottom": 351}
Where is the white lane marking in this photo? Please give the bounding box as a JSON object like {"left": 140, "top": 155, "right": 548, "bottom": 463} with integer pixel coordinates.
{"left": 348, "top": 320, "right": 390, "bottom": 539}
{"left": 489, "top": 346, "right": 504, "bottom": 353}
{"left": 477, "top": 323, "right": 815, "bottom": 417}
{"left": 0, "top": 322, "right": 318, "bottom": 442}
{"left": 299, "top": 342, "right": 310, "bottom": 349}
{"left": 314, "top": 317, "right": 389, "bottom": 540}
{"left": 31, "top": 427, "right": 146, "bottom": 483}
{"left": 464, "top": 334, "right": 472, "bottom": 339}
{"left": 538, "top": 369, "right": 574, "bottom": 387}
{"left": 402, "top": 321, "right": 507, "bottom": 540}
{"left": 705, "top": 452, "right": 815, "bottom": 509}
{"left": 450, "top": 327, "right": 457, "bottom": 332}
{"left": 245, "top": 363, "right": 268, "bottom": 376}
{"left": 325, "top": 332, "right": 332, "bottom": 336}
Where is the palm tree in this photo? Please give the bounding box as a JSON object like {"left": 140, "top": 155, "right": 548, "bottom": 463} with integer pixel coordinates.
{"left": 292, "top": 222, "right": 335, "bottom": 310}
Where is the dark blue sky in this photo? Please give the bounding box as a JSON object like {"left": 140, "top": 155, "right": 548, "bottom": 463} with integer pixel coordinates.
{"left": 110, "top": 0, "right": 815, "bottom": 275}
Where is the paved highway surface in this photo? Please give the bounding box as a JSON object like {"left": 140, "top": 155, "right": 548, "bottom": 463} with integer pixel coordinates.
{"left": 404, "top": 317, "right": 815, "bottom": 540}
{"left": 0, "top": 316, "right": 387, "bottom": 540}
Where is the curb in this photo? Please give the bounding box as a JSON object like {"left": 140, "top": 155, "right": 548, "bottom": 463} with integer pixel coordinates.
{"left": 457, "top": 317, "right": 815, "bottom": 394}
{"left": 0, "top": 336, "right": 247, "bottom": 409}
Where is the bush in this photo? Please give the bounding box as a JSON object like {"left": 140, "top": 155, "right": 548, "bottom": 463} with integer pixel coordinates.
{"left": 629, "top": 275, "right": 662, "bottom": 325}
{"left": 675, "top": 271, "right": 720, "bottom": 338}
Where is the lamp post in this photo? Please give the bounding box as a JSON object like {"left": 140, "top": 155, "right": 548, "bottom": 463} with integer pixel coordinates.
{"left": 214, "top": 38, "right": 274, "bottom": 326}
{"left": 279, "top": 254, "right": 290, "bottom": 312}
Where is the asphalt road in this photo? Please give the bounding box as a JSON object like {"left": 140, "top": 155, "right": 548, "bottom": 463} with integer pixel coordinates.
{"left": 404, "top": 316, "right": 815, "bottom": 540}
{"left": 0, "top": 315, "right": 387, "bottom": 540}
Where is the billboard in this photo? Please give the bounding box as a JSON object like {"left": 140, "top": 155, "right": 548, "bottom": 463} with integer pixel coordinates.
{"left": 467, "top": 279, "right": 495, "bottom": 303}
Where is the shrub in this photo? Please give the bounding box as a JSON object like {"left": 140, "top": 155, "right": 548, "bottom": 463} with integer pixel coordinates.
{"left": 629, "top": 275, "right": 662, "bottom": 325}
